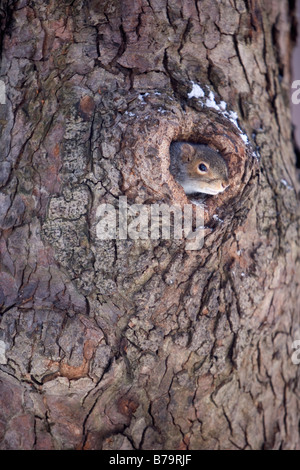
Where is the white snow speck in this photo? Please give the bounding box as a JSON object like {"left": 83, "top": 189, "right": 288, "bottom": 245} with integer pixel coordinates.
{"left": 227, "top": 111, "right": 249, "bottom": 144}
{"left": 240, "top": 133, "right": 249, "bottom": 144}
{"left": 213, "top": 214, "right": 224, "bottom": 223}
{"left": 125, "top": 111, "right": 136, "bottom": 117}
{"left": 206, "top": 91, "right": 221, "bottom": 111}
{"left": 188, "top": 82, "right": 205, "bottom": 99}
{"left": 228, "top": 110, "right": 238, "bottom": 121}
{"left": 138, "top": 93, "right": 149, "bottom": 103}
{"left": 280, "top": 179, "right": 293, "bottom": 190}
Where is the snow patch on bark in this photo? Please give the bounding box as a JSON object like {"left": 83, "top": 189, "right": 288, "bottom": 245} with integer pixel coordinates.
{"left": 187, "top": 82, "right": 260, "bottom": 159}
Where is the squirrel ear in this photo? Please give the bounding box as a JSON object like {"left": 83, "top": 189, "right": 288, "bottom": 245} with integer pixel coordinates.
{"left": 180, "top": 143, "right": 196, "bottom": 162}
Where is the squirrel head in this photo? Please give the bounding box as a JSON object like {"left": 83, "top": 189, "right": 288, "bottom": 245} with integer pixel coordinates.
{"left": 169, "top": 142, "right": 229, "bottom": 196}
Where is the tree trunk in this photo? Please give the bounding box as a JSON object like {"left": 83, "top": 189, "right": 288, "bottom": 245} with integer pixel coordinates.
{"left": 0, "top": 0, "right": 299, "bottom": 450}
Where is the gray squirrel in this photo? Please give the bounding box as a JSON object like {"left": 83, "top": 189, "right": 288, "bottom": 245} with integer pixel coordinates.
{"left": 169, "top": 142, "right": 229, "bottom": 195}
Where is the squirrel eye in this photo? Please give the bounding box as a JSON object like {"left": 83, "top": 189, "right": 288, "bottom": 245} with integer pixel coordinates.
{"left": 198, "top": 163, "right": 208, "bottom": 172}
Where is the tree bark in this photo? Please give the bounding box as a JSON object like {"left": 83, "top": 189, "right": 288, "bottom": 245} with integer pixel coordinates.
{"left": 0, "top": 0, "right": 299, "bottom": 450}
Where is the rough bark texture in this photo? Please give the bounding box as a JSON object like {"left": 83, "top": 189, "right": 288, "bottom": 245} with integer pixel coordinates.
{"left": 0, "top": 0, "right": 300, "bottom": 450}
